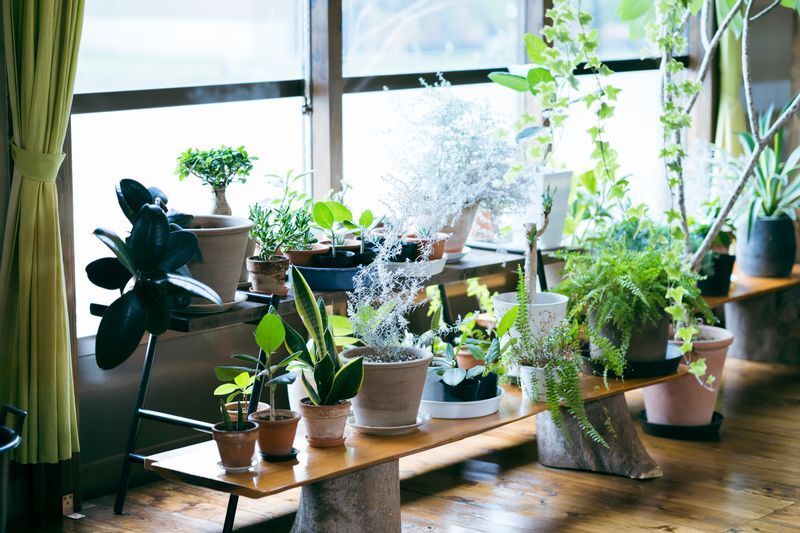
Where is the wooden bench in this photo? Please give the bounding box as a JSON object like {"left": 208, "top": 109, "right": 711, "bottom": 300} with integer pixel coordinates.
{"left": 144, "top": 368, "right": 687, "bottom": 532}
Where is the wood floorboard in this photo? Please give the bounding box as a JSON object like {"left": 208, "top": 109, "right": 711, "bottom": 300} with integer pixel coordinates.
{"left": 63, "top": 359, "right": 800, "bottom": 532}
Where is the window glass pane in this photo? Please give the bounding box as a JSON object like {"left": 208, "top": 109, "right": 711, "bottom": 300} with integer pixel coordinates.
{"left": 76, "top": 0, "right": 303, "bottom": 93}
{"left": 343, "top": 0, "right": 521, "bottom": 77}
{"left": 582, "top": 0, "right": 649, "bottom": 60}
{"left": 552, "top": 70, "right": 667, "bottom": 210}
{"left": 72, "top": 98, "right": 305, "bottom": 337}
{"left": 342, "top": 83, "right": 519, "bottom": 214}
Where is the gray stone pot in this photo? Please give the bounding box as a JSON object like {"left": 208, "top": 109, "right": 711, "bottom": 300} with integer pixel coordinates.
{"left": 341, "top": 346, "right": 432, "bottom": 427}
{"left": 738, "top": 216, "right": 797, "bottom": 278}
{"left": 591, "top": 313, "right": 670, "bottom": 363}
{"left": 186, "top": 215, "right": 253, "bottom": 304}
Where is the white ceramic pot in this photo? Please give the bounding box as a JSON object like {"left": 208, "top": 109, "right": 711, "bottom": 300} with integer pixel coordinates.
{"left": 519, "top": 366, "right": 547, "bottom": 403}
{"left": 493, "top": 291, "right": 569, "bottom": 339}
{"left": 287, "top": 369, "right": 310, "bottom": 413}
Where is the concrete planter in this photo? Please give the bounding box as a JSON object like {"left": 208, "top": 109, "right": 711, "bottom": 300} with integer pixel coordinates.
{"left": 341, "top": 346, "right": 433, "bottom": 427}
{"left": 643, "top": 326, "right": 734, "bottom": 426}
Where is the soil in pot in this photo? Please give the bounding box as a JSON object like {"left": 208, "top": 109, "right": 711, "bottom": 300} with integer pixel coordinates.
{"left": 442, "top": 378, "right": 479, "bottom": 402}
{"left": 341, "top": 346, "right": 433, "bottom": 427}
{"left": 404, "top": 233, "right": 448, "bottom": 260}
{"left": 738, "top": 216, "right": 797, "bottom": 277}
{"left": 298, "top": 399, "right": 350, "bottom": 447}
{"left": 248, "top": 409, "right": 301, "bottom": 457}
{"left": 697, "top": 253, "right": 735, "bottom": 296}
{"left": 312, "top": 250, "right": 356, "bottom": 268}
{"left": 186, "top": 215, "right": 253, "bottom": 303}
{"left": 211, "top": 421, "right": 258, "bottom": 469}
{"left": 286, "top": 243, "right": 330, "bottom": 267}
{"left": 643, "top": 325, "right": 734, "bottom": 426}
{"left": 590, "top": 313, "right": 670, "bottom": 363}
{"left": 442, "top": 204, "right": 479, "bottom": 254}
{"left": 247, "top": 255, "right": 289, "bottom": 295}
{"left": 225, "top": 401, "right": 269, "bottom": 422}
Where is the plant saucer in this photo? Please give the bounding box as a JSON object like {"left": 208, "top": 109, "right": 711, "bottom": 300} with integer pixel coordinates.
{"left": 216, "top": 458, "right": 257, "bottom": 474}
{"left": 445, "top": 246, "right": 471, "bottom": 264}
{"left": 260, "top": 447, "right": 300, "bottom": 462}
{"left": 182, "top": 291, "right": 247, "bottom": 315}
{"left": 347, "top": 411, "right": 431, "bottom": 436}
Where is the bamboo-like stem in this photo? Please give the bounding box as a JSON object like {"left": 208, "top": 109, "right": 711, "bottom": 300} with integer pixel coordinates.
{"left": 750, "top": 0, "right": 781, "bottom": 21}
{"left": 682, "top": 0, "right": 745, "bottom": 116}
{"left": 691, "top": 90, "right": 800, "bottom": 271}
{"left": 524, "top": 205, "right": 551, "bottom": 305}
{"left": 700, "top": 0, "right": 712, "bottom": 51}
{"left": 742, "top": 0, "right": 760, "bottom": 142}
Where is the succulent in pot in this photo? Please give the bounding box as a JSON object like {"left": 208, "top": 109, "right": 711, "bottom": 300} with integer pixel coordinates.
{"left": 86, "top": 181, "right": 221, "bottom": 370}
{"left": 281, "top": 267, "right": 364, "bottom": 447}
{"left": 176, "top": 145, "right": 256, "bottom": 216}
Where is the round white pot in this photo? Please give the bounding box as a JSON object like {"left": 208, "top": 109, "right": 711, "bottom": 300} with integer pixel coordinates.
{"left": 519, "top": 366, "right": 547, "bottom": 403}
{"left": 493, "top": 291, "right": 569, "bottom": 338}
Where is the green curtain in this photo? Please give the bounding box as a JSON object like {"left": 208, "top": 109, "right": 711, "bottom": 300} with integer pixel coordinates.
{"left": 714, "top": 9, "right": 746, "bottom": 156}
{"left": 0, "top": 0, "right": 84, "bottom": 465}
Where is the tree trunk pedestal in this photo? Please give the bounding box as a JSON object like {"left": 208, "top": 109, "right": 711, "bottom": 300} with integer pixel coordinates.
{"left": 536, "top": 393, "right": 662, "bottom": 480}
{"left": 291, "top": 459, "right": 401, "bottom": 533}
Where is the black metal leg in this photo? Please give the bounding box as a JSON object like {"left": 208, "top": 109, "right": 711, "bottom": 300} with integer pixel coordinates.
{"left": 537, "top": 249, "right": 548, "bottom": 291}
{"left": 223, "top": 495, "right": 239, "bottom": 533}
{"left": 438, "top": 284, "right": 454, "bottom": 326}
{"left": 114, "top": 334, "right": 159, "bottom": 515}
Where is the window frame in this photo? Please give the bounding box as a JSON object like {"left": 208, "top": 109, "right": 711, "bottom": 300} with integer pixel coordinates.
{"left": 60, "top": 0, "right": 698, "bottom": 351}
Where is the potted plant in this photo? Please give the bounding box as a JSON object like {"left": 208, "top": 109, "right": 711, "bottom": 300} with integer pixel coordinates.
{"left": 284, "top": 209, "right": 329, "bottom": 266}
{"left": 433, "top": 343, "right": 485, "bottom": 402}
{"left": 342, "top": 224, "right": 435, "bottom": 428}
{"left": 176, "top": 145, "right": 256, "bottom": 216}
{"left": 211, "top": 390, "right": 258, "bottom": 471}
{"left": 213, "top": 366, "right": 269, "bottom": 422}
{"left": 343, "top": 208, "right": 382, "bottom": 263}
{"left": 736, "top": 109, "right": 800, "bottom": 278}
{"left": 281, "top": 267, "right": 364, "bottom": 447}
{"left": 312, "top": 200, "right": 360, "bottom": 264}
{"left": 86, "top": 181, "right": 221, "bottom": 370}
{"left": 502, "top": 278, "right": 606, "bottom": 445}
{"left": 242, "top": 313, "right": 303, "bottom": 459}
{"left": 690, "top": 201, "right": 736, "bottom": 296}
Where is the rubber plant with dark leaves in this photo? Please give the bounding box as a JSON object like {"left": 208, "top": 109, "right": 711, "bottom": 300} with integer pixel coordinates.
{"left": 86, "top": 179, "right": 221, "bottom": 370}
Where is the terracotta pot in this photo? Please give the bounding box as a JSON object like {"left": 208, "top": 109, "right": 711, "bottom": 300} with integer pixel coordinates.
{"left": 319, "top": 238, "right": 361, "bottom": 253}
{"left": 286, "top": 242, "right": 331, "bottom": 266}
{"left": 404, "top": 233, "right": 448, "bottom": 260}
{"left": 225, "top": 401, "right": 269, "bottom": 422}
{"left": 212, "top": 421, "right": 258, "bottom": 469}
{"left": 341, "top": 346, "right": 432, "bottom": 427}
{"left": 475, "top": 312, "right": 495, "bottom": 329}
{"left": 211, "top": 187, "right": 232, "bottom": 216}
{"left": 298, "top": 399, "right": 350, "bottom": 448}
{"left": 186, "top": 215, "right": 253, "bottom": 303}
{"left": 456, "top": 347, "right": 481, "bottom": 370}
{"left": 246, "top": 255, "right": 289, "bottom": 295}
{"left": 248, "top": 409, "right": 301, "bottom": 456}
{"left": 442, "top": 204, "right": 479, "bottom": 253}
{"left": 643, "top": 326, "right": 734, "bottom": 426}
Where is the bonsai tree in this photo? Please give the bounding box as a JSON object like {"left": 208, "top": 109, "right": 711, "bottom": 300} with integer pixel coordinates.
{"left": 87, "top": 180, "right": 221, "bottom": 370}
{"left": 176, "top": 145, "right": 257, "bottom": 215}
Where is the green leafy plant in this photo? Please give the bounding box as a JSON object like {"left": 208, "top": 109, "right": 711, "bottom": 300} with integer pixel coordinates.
{"left": 465, "top": 278, "right": 497, "bottom": 316}
{"left": 433, "top": 342, "right": 485, "bottom": 387}
{"left": 248, "top": 203, "right": 317, "bottom": 260}
{"left": 87, "top": 182, "right": 222, "bottom": 370}
{"left": 689, "top": 200, "right": 736, "bottom": 278}
{"left": 504, "top": 276, "right": 606, "bottom": 446}
{"left": 214, "top": 371, "right": 254, "bottom": 431}
{"left": 739, "top": 106, "right": 800, "bottom": 238}
{"left": 115, "top": 178, "right": 193, "bottom": 228}
{"left": 282, "top": 267, "right": 364, "bottom": 406}
{"left": 312, "top": 201, "right": 353, "bottom": 255}
{"left": 176, "top": 145, "right": 256, "bottom": 190}
{"left": 343, "top": 209, "right": 381, "bottom": 253}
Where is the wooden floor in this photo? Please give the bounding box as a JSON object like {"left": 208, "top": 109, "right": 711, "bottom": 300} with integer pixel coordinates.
{"left": 64, "top": 358, "right": 800, "bottom": 532}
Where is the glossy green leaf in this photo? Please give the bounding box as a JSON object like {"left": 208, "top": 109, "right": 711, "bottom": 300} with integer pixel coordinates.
{"left": 442, "top": 368, "right": 466, "bottom": 387}
{"left": 215, "top": 365, "right": 253, "bottom": 381}
{"left": 524, "top": 33, "right": 548, "bottom": 63}
{"left": 158, "top": 229, "right": 199, "bottom": 272}
{"left": 526, "top": 67, "right": 554, "bottom": 93}
{"left": 496, "top": 305, "right": 519, "bottom": 338}
{"left": 139, "top": 288, "right": 171, "bottom": 335}
{"left": 488, "top": 72, "right": 528, "bottom": 92}
{"left": 313, "top": 353, "right": 335, "bottom": 403}
{"left": 86, "top": 257, "right": 133, "bottom": 291}
{"left": 93, "top": 228, "right": 137, "bottom": 277}
{"left": 214, "top": 383, "right": 238, "bottom": 396}
{"left": 265, "top": 373, "right": 296, "bottom": 387}
{"left": 116, "top": 179, "right": 154, "bottom": 223}
{"left": 325, "top": 355, "right": 364, "bottom": 404}
{"left": 312, "top": 202, "right": 334, "bottom": 230}
{"left": 324, "top": 201, "right": 352, "bottom": 223}
{"left": 157, "top": 273, "right": 221, "bottom": 305}
{"left": 301, "top": 371, "right": 321, "bottom": 405}
{"left": 95, "top": 290, "right": 147, "bottom": 370}
{"left": 255, "top": 313, "right": 286, "bottom": 354}
{"left": 617, "top": 0, "right": 650, "bottom": 21}
{"left": 129, "top": 205, "right": 170, "bottom": 270}
{"left": 282, "top": 319, "right": 313, "bottom": 366}
{"left": 289, "top": 267, "right": 326, "bottom": 362}
{"left": 358, "top": 209, "right": 374, "bottom": 228}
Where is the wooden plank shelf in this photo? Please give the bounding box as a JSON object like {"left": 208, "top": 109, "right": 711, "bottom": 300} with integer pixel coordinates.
{"left": 703, "top": 264, "right": 800, "bottom": 308}
{"left": 145, "top": 367, "right": 687, "bottom": 499}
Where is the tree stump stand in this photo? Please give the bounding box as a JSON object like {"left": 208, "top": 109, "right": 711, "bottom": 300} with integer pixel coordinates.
{"left": 291, "top": 459, "right": 401, "bottom": 533}
{"left": 536, "top": 393, "right": 661, "bottom": 479}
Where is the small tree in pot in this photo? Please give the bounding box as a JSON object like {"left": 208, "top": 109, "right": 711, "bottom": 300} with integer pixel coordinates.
{"left": 211, "top": 382, "right": 258, "bottom": 471}
{"left": 176, "top": 145, "right": 256, "bottom": 215}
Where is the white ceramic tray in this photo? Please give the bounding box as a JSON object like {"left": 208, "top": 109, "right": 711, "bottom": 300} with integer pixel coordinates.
{"left": 385, "top": 258, "right": 446, "bottom": 278}
{"left": 420, "top": 388, "right": 504, "bottom": 419}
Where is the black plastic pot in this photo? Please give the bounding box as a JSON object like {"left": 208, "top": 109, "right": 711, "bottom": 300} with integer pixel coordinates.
{"left": 738, "top": 216, "right": 797, "bottom": 278}
{"left": 293, "top": 264, "right": 362, "bottom": 292}
{"left": 697, "top": 253, "right": 736, "bottom": 296}
{"left": 477, "top": 373, "right": 499, "bottom": 400}
{"left": 352, "top": 251, "right": 377, "bottom": 266}
{"left": 1, "top": 405, "right": 26, "bottom": 533}
{"left": 590, "top": 313, "right": 670, "bottom": 363}
{"left": 313, "top": 250, "right": 356, "bottom": 268}
{"left": 442, "top": 378, "right": 480, "bottom": 402}
{"left": 390, "top": 241, "right": 421, "bottom": 262}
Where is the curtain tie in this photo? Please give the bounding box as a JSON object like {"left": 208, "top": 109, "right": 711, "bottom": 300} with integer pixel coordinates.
{"left": 10, "top": 143, "right": 65, "bottom": 183}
